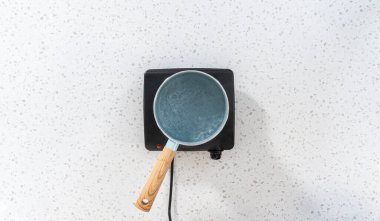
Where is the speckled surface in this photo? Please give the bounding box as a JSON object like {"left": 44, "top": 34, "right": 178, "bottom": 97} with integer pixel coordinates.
{"left": 0, "top": 0, "right": 380, "bottom": 220}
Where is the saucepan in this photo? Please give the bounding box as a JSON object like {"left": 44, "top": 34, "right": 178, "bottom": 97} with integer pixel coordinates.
{"left": 135, "top": 70, "right": 229, "bottom": 212}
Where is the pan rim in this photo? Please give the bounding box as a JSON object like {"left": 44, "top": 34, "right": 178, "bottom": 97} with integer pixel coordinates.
{"left": 153, "top": 70, "right": 229, "bottom": 146}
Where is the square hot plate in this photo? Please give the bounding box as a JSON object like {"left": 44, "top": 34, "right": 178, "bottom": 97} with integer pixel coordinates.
{"left": 143, "top": 68, "right": 234, "bottom": 159}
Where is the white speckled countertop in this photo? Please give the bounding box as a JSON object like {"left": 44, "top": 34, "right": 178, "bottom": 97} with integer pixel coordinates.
{"left": 1, "top": 0, "right": 380, "bottom": 220}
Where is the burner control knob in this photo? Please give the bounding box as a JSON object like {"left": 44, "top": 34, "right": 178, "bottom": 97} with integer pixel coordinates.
{"left": 209, "top": 150, "right": 222, "bottom": 160}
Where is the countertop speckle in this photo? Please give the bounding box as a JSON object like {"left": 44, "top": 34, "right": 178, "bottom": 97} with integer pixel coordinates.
{"left": 1, "top": 0, "right": 380, "bottom": 220}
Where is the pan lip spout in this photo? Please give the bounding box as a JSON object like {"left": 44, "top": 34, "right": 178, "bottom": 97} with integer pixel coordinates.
{"left": 153, "top": 69, "right": 229, "bottom": 147}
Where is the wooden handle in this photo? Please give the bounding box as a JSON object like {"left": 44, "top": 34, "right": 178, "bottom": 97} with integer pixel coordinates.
{"left": 134, "top": 147, "right": 176, "bottom": 212}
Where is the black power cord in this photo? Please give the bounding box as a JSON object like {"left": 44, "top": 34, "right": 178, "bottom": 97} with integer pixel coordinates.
{"left": 168, "top": 159, "right": 174, "bottom": 221}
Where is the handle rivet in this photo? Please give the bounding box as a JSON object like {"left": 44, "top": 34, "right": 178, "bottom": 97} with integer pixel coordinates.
{"left": 141, "top": 199, "right": 149, "bottom": 205}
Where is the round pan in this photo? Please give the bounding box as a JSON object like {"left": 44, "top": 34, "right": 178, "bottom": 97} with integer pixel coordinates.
{"left": 135, "top": 70, "right": 229, "bottom": 212}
